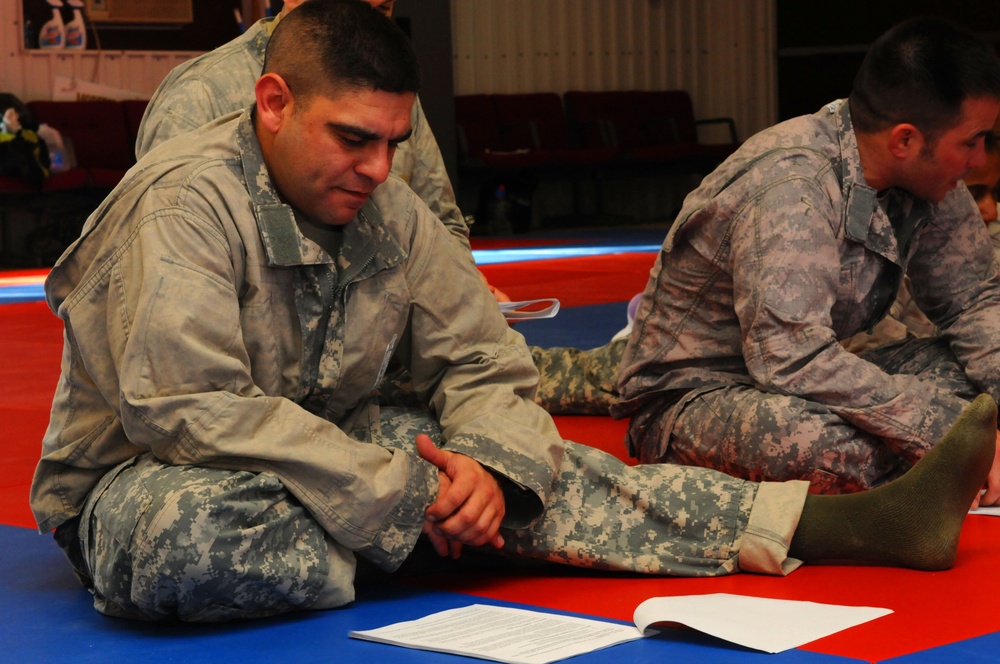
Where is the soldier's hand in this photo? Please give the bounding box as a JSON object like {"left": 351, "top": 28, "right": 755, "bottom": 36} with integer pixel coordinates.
{"left": 478, "top": 270, "right": 511, "bottom": 303}
{"left": 973, "top": 430, "right": 1000, "bottom": 508}
{"left": 416, "top": 434, "right": 505, "bottom": 557}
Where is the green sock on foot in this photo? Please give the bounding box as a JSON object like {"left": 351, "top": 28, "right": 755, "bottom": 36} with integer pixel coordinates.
{"left": 789, "top": 394, "right": 997, "bottom": 571}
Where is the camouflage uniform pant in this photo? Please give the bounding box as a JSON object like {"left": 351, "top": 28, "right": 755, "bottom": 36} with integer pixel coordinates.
{"left": 659, "top": 337, "right": 981, "bottom": 494}
{"left": 531, "top": 338, "right": 627, "bottom": 415}
{"left": 62, "top": 405, "right": 806, "bottom": 622}
{"left": 382, "top": 338, "right": 628, "bottom": 416}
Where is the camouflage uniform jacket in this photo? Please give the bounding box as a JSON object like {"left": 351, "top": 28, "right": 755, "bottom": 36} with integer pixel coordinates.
{"left": 31, "top": 111, "right": 560, "bottom": 572}
{"left": 134, "top": 17, "right": 469, "bottom": 253}
{"left": 615, "top": 100, "right": 1000, "bottom": 461}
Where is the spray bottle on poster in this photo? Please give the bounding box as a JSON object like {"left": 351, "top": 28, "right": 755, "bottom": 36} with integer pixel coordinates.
{"left": 38, "top": 0, "right": 66, "bottom": 49}
{"left": 64, "top": 0, "right": 87, "bottom": 49}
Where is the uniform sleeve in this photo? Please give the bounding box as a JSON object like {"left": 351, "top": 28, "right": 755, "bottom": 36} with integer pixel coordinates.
{"left": 396, "top": 198, "right": 562, "bottom": 529}
{"left": 731, "top": 178, "right": 969, "bottom": 460}
{"left": 908, "top": 192, "right": 1000, "bottom": 402}
{"left": 93, "top": 210, "right": 438, "bottom": 572}
{"left": 136, "top": 77, "right": 230, "bottom": 159}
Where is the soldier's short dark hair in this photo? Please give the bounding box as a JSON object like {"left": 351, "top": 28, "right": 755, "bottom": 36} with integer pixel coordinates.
{"left": 849, "top": 17, "right": 1000, "bottom": 140}
{"left": 263, "top": 0, "right": 419, "bottom": 102}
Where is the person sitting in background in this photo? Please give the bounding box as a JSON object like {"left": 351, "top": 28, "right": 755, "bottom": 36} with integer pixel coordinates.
{"left": 0, "top": 104, "right": 49, "bottom": 189}
{"left": 614, "top": 17, "right": 1000, "bottom": 498}
{"left": 969, "top": 125, "right": 1000, "bottom": 247}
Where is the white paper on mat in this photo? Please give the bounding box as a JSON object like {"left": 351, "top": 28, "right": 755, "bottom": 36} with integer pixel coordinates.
{"left": 970, "top": 505, "right": 1000, "bottom": 516}
{"left": 633, "top": 593, "right": 892, "bottom": 654}
{"left": 350, "top": 603, "right": 642, "bottom": 664}
{"left": 350, "top": 594, "right": 893, "bottom": 662}
{"left": 498, "top": 298, "right": 560, "bottom": 320}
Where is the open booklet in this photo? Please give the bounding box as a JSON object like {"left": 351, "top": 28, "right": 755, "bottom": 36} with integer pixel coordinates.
{"left": 499, "top": 298, "right": 560, "bottom": 321}
{"left": 349, "top": 594, "right": 892, "bottom": 664}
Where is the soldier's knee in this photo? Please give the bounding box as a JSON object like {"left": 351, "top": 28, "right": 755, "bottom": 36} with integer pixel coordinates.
{"left": 90, "top": 460, "right": 336, "bottom": 621}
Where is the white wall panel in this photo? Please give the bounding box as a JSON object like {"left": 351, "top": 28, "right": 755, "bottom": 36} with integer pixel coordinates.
{"left": 451, "top": 0, "right": 777, "bottom": 139}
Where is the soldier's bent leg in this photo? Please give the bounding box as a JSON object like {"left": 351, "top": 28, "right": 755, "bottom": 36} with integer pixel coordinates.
{"left": 532, "top": 338, "right": 627, "bottom": 415}
{"left": 74, "top": 454, "right": 355, "bottom": 622}
{"left": 357, "top": 404, "right": 444, "bottom": 453}
{"left": 502, "top": 439, "right": 809, "bottom": 576}
{"left": 861, "top": 336, "right": 980, "bottom": 401}
{"left": 666, "top": 385, "right": 911, "bottom": 493}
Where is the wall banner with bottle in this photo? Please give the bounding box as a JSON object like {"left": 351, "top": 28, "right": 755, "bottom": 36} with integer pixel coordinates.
{"left": 19, "top": 1, "right": 243, "bottom": 52}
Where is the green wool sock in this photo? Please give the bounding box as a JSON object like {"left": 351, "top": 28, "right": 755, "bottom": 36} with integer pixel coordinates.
{"left": 789, "top": 394, "right": 997, "bottom": 571}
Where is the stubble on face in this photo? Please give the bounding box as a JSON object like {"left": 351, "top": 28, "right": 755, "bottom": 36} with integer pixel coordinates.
{"left": 266, "top": 88, "right": 414, "bottom": 226}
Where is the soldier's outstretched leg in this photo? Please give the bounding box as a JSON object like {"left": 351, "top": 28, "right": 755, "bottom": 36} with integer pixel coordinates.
{"left": 502, "top": 436, "right": 804, "bottom": 576}
{"left": 789, "top": 393, "right": 996, "bottom": 570}
{"left": 506, "top": 394, "right": 997, "bottom": 575}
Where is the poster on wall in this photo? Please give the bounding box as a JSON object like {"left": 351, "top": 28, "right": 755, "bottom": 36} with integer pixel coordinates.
{"left": 20, "top": 0, "right": 242, "bottom": 51}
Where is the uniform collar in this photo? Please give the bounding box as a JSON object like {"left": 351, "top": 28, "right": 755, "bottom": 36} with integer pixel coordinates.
{"left": 235, "top": 111, "right": 405, "bottom": 272}
{"left": 832, "top": 99, "right": 930, "bottom": 264}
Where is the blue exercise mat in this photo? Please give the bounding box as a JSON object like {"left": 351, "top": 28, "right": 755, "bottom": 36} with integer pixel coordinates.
{"left": 0, "top": 525, "right": 856, "bottom": 663}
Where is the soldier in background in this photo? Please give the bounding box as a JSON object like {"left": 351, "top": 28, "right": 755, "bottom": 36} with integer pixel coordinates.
{"left": 615, "top": 17, "right": 1000, "bottom": 500}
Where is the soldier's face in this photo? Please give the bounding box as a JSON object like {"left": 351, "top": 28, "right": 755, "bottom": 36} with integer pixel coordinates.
{"left": 901, "top": 97, "right": 1000, "bottom": 204}
{"left": 965, "top": 149, "right": 1000, "bottom": 223}
{"left": 267, "top": 88, "right": 413, "bottom": 226}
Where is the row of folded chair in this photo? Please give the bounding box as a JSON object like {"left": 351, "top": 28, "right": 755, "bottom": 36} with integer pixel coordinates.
{"left": 1, "top": 91, "right": 737, "bottom": 263}
{"left": 4, "top": 90, "right": 735, "bottom": 201}
{"left": 3, "top": 89, "right": 736, "bottom": 198}
{"left": 455, "top": 89, "right": 740, "bottom": 177}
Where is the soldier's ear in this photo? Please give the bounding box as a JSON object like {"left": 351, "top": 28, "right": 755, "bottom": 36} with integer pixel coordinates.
{"left": 255, "top": 73, "right": 294, "bottom": 134}
{"left": 887, "top": 123, "right": 924, "bottom": 160}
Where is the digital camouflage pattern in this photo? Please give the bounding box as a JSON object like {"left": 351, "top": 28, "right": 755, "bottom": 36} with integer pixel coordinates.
{"left": 134, "top": 16, "right": 470, "bottom": 253}
{"left": 64, "top": 401, "right": 805, "bottom": 620}
{"left": 531, "top": 338, "right": 627, "bottom": 415}
{"left": 77, "top": 455, "right": 345, "bottom": 622}
{"left": 68, "top": 407, "right": 461, "bottom": 622}
{"left": 616, "top": 100, "right": 1000, "bottom": 490}
{"left": 133, "top": 18, "right": 273, "bottom": 160}
{"left": 356, "top": 406, "right": 786, "bottom": 578}
{"left": 843, "top": 220, "right": 1000, "bottom": 354}
{"left": 503, "top": 439, "right": 760, "bottom": 576}
{"left": 368, "top": 406, "right": 800, "bottom": 579}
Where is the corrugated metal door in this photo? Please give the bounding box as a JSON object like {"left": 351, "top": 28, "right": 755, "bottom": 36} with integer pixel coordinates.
{"left": 451, "top": 0, "right": 777, "bottom": 139}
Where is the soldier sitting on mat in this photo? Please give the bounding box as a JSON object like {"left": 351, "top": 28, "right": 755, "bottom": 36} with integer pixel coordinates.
{"left": 31, "top": 0, "right": 999, "bottom": 622}
{"left": 615, "top": 17, "right": 1000, "bottom": 500}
